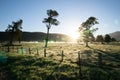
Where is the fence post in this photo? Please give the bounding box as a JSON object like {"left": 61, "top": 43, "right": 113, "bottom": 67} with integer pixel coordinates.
{"left": 21, "top": 47, "right": 24, "bottom": 54}
{"left": 17, "top": 47, "right": 19, "bottom": 53}
{"left": 1, "top": 46, "right": 3, "bottom": 51}
{"left": 98, "top": 52, "right": 102, "bottom": 67}
{"left": 36, "top": 48, "right": 39, "bottom": 55}
{"left": 12, "top": 46, "right": 14, "bottom": 52}
{"left": 78, "top": 51, "right": 82, "bottom": 80}
{"left": 29, "top": 48, "right": 31, "bottom": 54}
{"left": 44, "top": 48, "right": 46, "bottom": 57}
{"left": 7, "top": 46, "right": 10, "bottom": 52}
{"left": 61, "top": 50, "right": 64, "bottom": 62}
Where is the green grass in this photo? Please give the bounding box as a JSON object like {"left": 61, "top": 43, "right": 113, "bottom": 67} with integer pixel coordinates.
{"left": 0, "top": 42, "right": 120, "bottom": 80}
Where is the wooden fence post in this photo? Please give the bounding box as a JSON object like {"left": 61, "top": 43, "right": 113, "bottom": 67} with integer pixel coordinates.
{"left": 17, "top": 47, "right": 19, "bottom": 53}
{"left": 44, "top": 48, "right": 46, "bottom": 57}
{"left": 21, "top": 47, "right": 24, "bottom": 54}
{"left": 98, "top": 52, "right": 102, "bottom": 67}
{"left": 29, "top": 48, "right": 31, "bottom": 54}
{"left": 7, "top": 46, "right": 10, "bottom": 52}
{"left": 1, "top": 46, "right": 3, "bottom": 51}
{"left": 36, "top": 48, "right": 39, "bottom": 55}
{"left": 78, "top": 51, "right": 82, "bottom": 80}
{"left": 61, "top": 50, "right": 64, "bottom": 62}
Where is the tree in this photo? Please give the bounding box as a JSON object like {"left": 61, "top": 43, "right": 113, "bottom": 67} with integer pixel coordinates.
{"left": 104, "top": 34, "right": 111, "bottom": 43}
{"left": 96, "top": 35, "right": 104, "bottom": 44}
{"left": 43, "top": 9, "right": 59, "bottom": 47}
{"left": 79, "top": 17, "right": 99, "bottom": 47}
{"left": 5, "top": 19, "right": 23, "bottom": 45}
{"left": 111, "top": 38, "right": 116, "bottom": 42}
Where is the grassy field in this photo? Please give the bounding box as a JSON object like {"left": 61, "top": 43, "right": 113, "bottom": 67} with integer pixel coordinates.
{"left": 0, "top": 42, "right": 120, "bottom": 80}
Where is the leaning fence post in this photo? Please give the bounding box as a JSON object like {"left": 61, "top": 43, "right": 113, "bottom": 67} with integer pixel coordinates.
{"left": 1, "top": 46, "right": 3, "bottom": 51}
{"left": 29, "top": 48, "right": 31, "bottom": 54}
{"left": 78, "top": 51, "right": 82, "bottom": 80}
{"left": 61, "top": 50, "right": 64, "bottom": 62}
{"left": 7, "top": 46, "right": 10, "bottom": 52}
{"left": 44, "top": 48, "right": 46, "bottom": 57}
{"left": 36, "top": 48, "right": 39, "bottom": 55}
{"left": 21, "top": 47, "right": 24, "bottom": 54}
{"left": 17, "top": 47, "right": 19, "bottom": 53}
{"left": 98, "top": 52, "right": 102, "bottom": 67}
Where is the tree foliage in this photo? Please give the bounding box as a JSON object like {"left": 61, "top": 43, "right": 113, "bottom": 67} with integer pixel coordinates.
{"left": 43, "top": 9, "right": 59, "bottom": 47}
{"left": 111, "top": 37, "right": 116, "bottom": 42}
{"left": 79, "top": 17, "right": 98, "bottom": 47}
{"left": 5, "top": 19, "right": 23, "bottom": 45}
{"left": 96, "top": 35, "right": 104, "bottom": 44}
{"left": 104, "top": 34, "right": 111, "bottom": 43}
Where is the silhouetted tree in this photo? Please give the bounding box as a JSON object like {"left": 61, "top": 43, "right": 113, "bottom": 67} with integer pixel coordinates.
{"left": 96, "top": 35, "right": 104, "bottom": 44}
{"left": 43, "top": 9, "right": 59, "bottom": 47}
{"left": 5, "top": 19, "right": 23, "bottom": 45}
{"left": 104, "top": 34, "right": 111, "bottom": 43}
{"left": 79, "top": 17, "right": 98, "bottom": 47}
{"left": 111, "top": 37, "right": 116, "bottom": 42}
{"left": 90, "top": 36, "right": 95, "bottom": 42}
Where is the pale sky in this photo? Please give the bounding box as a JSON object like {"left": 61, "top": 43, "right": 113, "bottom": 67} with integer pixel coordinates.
{"left": 0, "top": 0, "right": 120, "bottom": 39}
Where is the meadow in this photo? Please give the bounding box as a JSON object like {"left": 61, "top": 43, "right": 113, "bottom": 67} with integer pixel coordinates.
{"left": 0, "top": 42, "right": 120, "bottom": 80}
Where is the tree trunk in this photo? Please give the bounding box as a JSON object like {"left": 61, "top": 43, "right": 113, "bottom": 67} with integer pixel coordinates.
{"left": 19, "top": 38, "right": 21, "bottom": 44}
{"left": 45, "top": 28, "right": 50, "bottom": 47}
{"left": 85, "top": 41, "right": 89, "bottom": 47}
{"left": 17, "top": 30, "right": 22, "bottom": 44}
{"left": 9, "top": 32, "right": 13, "bottom": 45}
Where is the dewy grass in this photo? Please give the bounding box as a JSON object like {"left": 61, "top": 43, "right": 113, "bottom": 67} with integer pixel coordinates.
{"left": 0, "top": 42, "right": 120, "bottom": 80}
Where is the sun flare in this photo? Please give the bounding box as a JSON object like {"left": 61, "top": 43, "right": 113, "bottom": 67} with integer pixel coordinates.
{"left": 68, "top": 31, "right": 80, "bottom": 42}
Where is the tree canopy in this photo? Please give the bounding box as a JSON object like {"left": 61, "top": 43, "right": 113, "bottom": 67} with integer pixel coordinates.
{"left": 104, "top": 34, "right": 111, "bottom": 43}
{"left": 5, "top": 19, "right": 23, "bottom": 45}
{"left": 79, "top": 17, "right": 99, "bottom": 47}
{"left": 43, "top": 9, "right": 59, "bottom": 47}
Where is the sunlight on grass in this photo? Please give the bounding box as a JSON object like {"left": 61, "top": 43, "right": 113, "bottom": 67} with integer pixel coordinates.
{"left": 0, "top": 43, "right": 120, "bottom": 80}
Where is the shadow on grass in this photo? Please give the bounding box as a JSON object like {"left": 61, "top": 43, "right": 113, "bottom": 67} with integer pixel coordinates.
{"left": 0, "top": 49, "right": 120, "bottom": 80}
{"left": 0, "top": 54, "right": 79, "bottom": 80}
{"left": 83, "top": 47, "right": 120, "bottom": 80}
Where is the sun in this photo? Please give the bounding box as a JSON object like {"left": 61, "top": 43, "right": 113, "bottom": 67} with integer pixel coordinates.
{"left": 68, "top": 31, "right": 80, "bottom": 42}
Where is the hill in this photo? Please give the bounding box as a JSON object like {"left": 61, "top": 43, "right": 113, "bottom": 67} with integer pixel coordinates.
{"left": 109, "top": 31, "right": 120, "bottom": 41}
{"left": 0, "top": 32, "right": 71, "bottom": 42}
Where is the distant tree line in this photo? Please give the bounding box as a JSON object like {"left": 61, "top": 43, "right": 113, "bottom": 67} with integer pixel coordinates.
{"left": 4, "top": 9, "right": 60, "bottom": 47}
{"left": 0, "top": 32, "right": 70, "bottom": 42}
{"left": 96, "top": 34, "right": 117, "bottom": 44}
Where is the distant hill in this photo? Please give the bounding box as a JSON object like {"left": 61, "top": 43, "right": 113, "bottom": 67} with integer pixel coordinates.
{"left": 0, "top": 32, "right": 71, "bottom": 42}
{"left": 109, "top": 31, "right": 120, "bottom": 41}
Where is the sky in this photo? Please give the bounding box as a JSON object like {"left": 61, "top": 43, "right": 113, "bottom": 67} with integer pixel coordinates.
{"left": 0, "top": 0, "right": 120, "bottom": 39}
